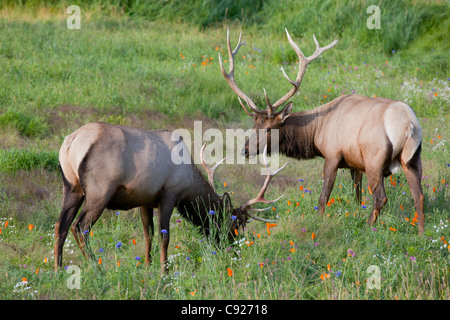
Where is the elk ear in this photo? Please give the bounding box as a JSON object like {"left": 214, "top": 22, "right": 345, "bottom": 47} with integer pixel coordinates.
{"left": 277, "top": 102, "right": 293, "bottom": 123}
{"left": 221, "top": 192, "right": 233, "bottom": 214}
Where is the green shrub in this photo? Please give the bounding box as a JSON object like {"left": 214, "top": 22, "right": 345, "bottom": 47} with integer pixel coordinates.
{"left": 0, "top": 109, "right": 49, "bottom": 138}
{"left": 0, "top": 148, "right": 59, "bottom": 173}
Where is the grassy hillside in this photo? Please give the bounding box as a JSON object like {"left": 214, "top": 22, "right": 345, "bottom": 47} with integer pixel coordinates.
{"left": 0, "top": 1, "right": 448, "bottom": 300}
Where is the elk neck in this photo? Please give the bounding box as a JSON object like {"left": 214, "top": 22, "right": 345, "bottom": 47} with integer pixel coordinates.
{"left": 176, "top": 164, "right": 224, "bottom": 230}
{"left": 278, "top": 109, "right": 322, "bottom": 160}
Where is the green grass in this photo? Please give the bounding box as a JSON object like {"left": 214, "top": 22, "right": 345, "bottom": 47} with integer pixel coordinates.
{"left": 0, "top": 1, "right": 449, "bottom": 300}
{"left": 0, "top": 148, "right": 59, "bottom": 173}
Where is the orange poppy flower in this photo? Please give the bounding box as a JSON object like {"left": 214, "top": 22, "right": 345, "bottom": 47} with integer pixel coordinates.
{"left": 227, "top": 268, "right": 233, "bottom": 277}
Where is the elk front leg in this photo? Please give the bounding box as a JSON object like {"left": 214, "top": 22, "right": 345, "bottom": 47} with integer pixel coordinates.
{"left": 140, "top": 206, "right": 155, "bottom": 266}
{"left": 318, "top": 159, "right": 339, "bottom": 215}
{"left": 158, "top": 195, "right": 176, "bottom": 272}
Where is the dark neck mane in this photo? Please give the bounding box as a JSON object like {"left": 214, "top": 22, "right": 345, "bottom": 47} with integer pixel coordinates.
{"left": 279, "top": 111, "right": 320, "bottom": 160}
{"left": 176, "top": 165, "right": 223, "bottom": 230}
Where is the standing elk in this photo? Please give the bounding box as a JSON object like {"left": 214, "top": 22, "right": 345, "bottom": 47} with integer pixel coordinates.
{"left": 54, "top": 122, "right": 288, "bottom": 271}
{"left": 219, "top": 29, "right": 425, "bottom": 234}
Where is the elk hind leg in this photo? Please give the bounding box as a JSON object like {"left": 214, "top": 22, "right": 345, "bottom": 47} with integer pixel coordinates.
{"left": 54, "top": 183, "right": 84, "bottom": 271}
{"left": 71, "top": 191, "right": 111, "bottom": 262}
{"left": 401, "top": 156, "right": 425, "bottom": 235}
{"left": 351, "top": 169, "right": 363, "bottom": 204}
{"left": 366, "top": 171, "right": 387, "bottom": 227}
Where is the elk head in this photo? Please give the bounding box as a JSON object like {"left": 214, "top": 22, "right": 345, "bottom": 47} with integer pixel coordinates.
{"left": 219, "top": 28, "right": 338, "bottom": 158}
{"left": 200, "top": 143, "right": 289, "bottom": 239}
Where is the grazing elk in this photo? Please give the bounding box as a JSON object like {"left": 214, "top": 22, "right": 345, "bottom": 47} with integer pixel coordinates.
{"left": 54, "top": 122, "right": 287, "bottom": 271}
{"left": 219, "top": 29, "right": 425, "bottom": 234}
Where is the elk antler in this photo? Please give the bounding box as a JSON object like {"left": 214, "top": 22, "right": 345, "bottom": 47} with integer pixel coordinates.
{"left": 200, "top": 143, "right": 227, "bottom": 190}
{"left": 240, "top": 146, "right": 290, "bottom": 223}
{"left": 218, "top": 28, "right": 266, "bottom": 117}
{"left": 271, "top": 29, "right": 338, "bottom": 111}
{"left": 220, "top": 28, "right": 338, "bottom": 118}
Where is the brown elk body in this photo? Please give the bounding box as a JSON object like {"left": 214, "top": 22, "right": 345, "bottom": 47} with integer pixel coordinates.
{"left": 55, "top": 122, "right": 286, "bottom": 271}
{"left": 220, "top": 29, "right": 425, "bottom": 234}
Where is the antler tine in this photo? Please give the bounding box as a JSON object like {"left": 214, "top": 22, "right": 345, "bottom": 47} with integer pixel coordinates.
{"left": 246, "top": 211, "right": 278, "bottom": 223}
{"left": 200, "top": 143, "right": 227, "bottom": 190}
{"left": 263, "top": 88, "right": 275, "bottom": 116}
{"left": 219, "top": 28, "right": 267, "bottom": 116}
{"left": 240, "top": 146, "right": 290, "bottom": 212}
{"left": 271, "top": 29, "right": 338, "bottom": 110}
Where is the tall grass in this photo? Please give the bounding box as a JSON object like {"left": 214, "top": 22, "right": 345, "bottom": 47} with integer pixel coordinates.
{"left": 0, "top": 148, "right": 59, "bottom": 173}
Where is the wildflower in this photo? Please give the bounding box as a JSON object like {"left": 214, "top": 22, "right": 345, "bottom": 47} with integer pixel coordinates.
{"left": 319, "top": 273, "right": 330, "bottom": 280}
{"left": 227, "top": 268, "right": 233, "bottom": 277}
{"left": 389, "top": 227, "right": 397, "bottom": 232}
{"left": 361, "top": 205, "right": 367, "bottom": 209}
{"left": 347, "top": 249, "right": 356, "bottom": 257}
{"left": 99, "top": 248, "right": 104, "bottom": 253}
{"left": 231, "top": 215, "right": 237, "bottom": 220}
{"left": 161, "top": 229, "right": 168, "bottom": 234}
{"left": 98, "top": 258, "right": 102, "bottom": 265}
{"left": 335, "top": 271, "right": 342, "bottom": 277}
{"left": 209, "top": 210, "right": 215, "bottom": 215}
{"left": 28, "top": 224, "right": 34, "bottom": 231}
{"left": 311, "top": 233, "right": 316, "bottom": 240}
{"left": 290, "top": 248, "right": 295, "bottom": 253}
{"left": 115, "top": 212, "right": 120, "bottom": 216}
{"left": 116, "top": 242, "right": 122, "bottom": 248}
{"left": 190, "top": 289, "right": 197, "bottom": 296}
{"left": 314, "top": 206, "right": 319, "bottom": 210}
{"left": 301, "top": 228, "right": 307, "bottom": 232}
{"left": 212, "top": 250, "right": 217, "bottom": 255}
{"left": 132, "top": 238, "right": 137, "bottom": 245}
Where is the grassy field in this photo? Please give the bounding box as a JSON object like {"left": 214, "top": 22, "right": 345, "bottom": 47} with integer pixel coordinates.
{"left": 0, "top": 1, "right": 449, "bottom": 300}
